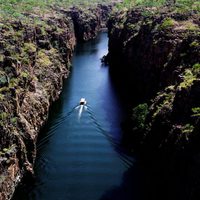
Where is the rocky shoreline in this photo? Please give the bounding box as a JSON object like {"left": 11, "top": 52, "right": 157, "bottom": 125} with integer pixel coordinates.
{"left": 0, "top": 4, "right": 113, "bottom": 199}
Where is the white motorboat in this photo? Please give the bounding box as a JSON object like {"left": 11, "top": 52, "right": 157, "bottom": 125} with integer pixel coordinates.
{"left": 79, "top": 98, "right": 87, "bottom": 105}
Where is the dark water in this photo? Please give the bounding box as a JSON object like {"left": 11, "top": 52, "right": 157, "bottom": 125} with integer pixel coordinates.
{"left": 13, "top": 32, "right": 200, "bottom": 200}
{"left": 13, "top": 32, "right": 135, "bottom": 200}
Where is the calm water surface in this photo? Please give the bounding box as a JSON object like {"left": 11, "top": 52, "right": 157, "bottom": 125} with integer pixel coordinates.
{"left": 14, "top": 32, "right": 136, "bottom": 200}
{"left": 13, "top": 32, "right": 200, "bottom": 200}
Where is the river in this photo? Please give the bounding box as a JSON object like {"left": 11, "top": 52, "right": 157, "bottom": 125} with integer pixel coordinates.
{"left": 13, "top": 30, "right": 200, "bottom": 200}
{"left": 13, "top": 32, "right": 137, "bottom": 200}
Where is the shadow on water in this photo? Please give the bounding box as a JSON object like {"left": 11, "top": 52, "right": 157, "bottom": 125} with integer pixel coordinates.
{"left": 99, "top": 164, "right": 141, "bottom": 200}
{"left": 14, "top": 103, "right": 200, "bottom": 200}
{"left": 75, "top": 36, "right": 100, "bottom": 55}
{"left": 13, "top": 155, "right": 200, "bottom": 200}
{"left": 100, "top": 150, "right": 200, "bottom": 200}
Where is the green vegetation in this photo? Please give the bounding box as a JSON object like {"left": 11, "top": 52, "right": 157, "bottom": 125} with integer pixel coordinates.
{"left": 37, "top": 50, "right": 52, "bottom": 67}
{"left": 10, "top": 117, "right": 17, "bottom": 125}
{"left": 0, "top": 55, "right": 4, "bottom": 62}
{"left": 190, "top": 41, "right": 199, "bottom": 47}
{"left": 192, "top": 63, "right": 200, "bottom": 74}
{"left": 192, "top": 107, "right": 200, "bottom": 117}
{"left": 0, "top": 112, "right": 8, "bottom": 120}
{"left": 0, "top": 93, "right": 4, "bottom": 101}
{"left": 118, "top": 0, "right": 165, "bottom": 8}
{"left": 118, "top": 0, "right": 200, "bottom": 12}
{"left": 0, "top": 144, "right": 16, "bottom": 165}
{"left": 0, "top": 0, "right": 113, "bottom": 19}
{"left": 132, "top": 103, "right": 149, "bottom": 131}
{"left": 179, "top": 69, "right": 196, "bottom": 89}
{"left": 153, "top": 89, "right": 175, "bottom": 118}
{"left": 178, "top": 64, "right": 200, "bottom": 90}
{"left": 174, "top": 0, "right": 200, "bottom": 13}
{"left": 181, "top": 124, "right": 194, "bottom": 140}
{"left": 184, "top": 21, "right": 199, "bottom": 31}
{"left": 0, "top": 0, "right": 199, "bottom": 20}
{"left": 159, "top": 17, "right": 176, "bottom": 30}
{"left": 0, "top": 74, "right": 8, "bottom": 86}
{"left": 24, "top": 43, "right": 37, "bottom": 54}
{"left": 9, "top": 78, "right": 19, "bottom": 88}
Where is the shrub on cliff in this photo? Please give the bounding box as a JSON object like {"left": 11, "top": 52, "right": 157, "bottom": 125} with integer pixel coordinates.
{"left": 122, "top": 103, "right": 149, "bottom": 150}
{"left": 132, "top": 103, "right": 149, "bottom": 132}
{"left": 159, "top": 17, "right": 176, "bottom": 30}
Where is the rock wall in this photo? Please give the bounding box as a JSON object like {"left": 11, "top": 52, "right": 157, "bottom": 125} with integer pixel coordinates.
{"left": 0, "top": 4, "right": 113, "bottom": 199}
{"left": 107, "top": 7, "right": 200, "bottom": 155}
{"left": 68, "top": 4, "right": 113, "bottom": 41}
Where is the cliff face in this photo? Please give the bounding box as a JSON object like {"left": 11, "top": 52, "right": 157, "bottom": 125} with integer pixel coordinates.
{"left": 68, "top": 4, "right": 113, "bottom": 41}
{"left": 0, "top": 4, "right": 113, "bottom": 200}
{"left": 107, "top": 7, "right": 200, "bottom": 155}
{"left": 0, "top": 14, "right": 76, "bottom": 200}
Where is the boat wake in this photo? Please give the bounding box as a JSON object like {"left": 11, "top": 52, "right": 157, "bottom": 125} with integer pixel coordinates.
{"left": 76, "top": 105, "right": 88, "bottom": 121}
{"left": 37, "top": 99, "right": 134, "bottom": 168}
{"left": 75, "top": 98, "right": 88, "bottom": 121}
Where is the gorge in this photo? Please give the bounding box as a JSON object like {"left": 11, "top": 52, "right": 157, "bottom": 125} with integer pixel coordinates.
{"left": 0, "top": 0, "right": 200, "bottom": 199}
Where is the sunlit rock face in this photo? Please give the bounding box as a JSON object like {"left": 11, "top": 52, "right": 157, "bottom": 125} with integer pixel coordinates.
{"left": 0, "top": 3, "right": 114, "bottom": 199}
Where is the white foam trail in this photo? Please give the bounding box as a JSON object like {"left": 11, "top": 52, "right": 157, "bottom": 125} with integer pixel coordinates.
{"left": 78, "top": 105, "right": 84, "bottom": 121}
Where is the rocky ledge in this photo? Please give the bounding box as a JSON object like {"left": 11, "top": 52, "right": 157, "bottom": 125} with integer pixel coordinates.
{"left": 107, "top": 7, "right": 200, "bottom": 156}
{"left": 0, "top": 4, "right": 113, "bottom": 199}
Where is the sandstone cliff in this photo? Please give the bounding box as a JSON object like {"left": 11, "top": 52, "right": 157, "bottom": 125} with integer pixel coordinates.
{"left": 0, "top": 4, "right": 113, "bottom": 199}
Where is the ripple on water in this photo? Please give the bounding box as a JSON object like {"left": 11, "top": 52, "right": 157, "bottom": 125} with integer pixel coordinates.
{"left": 13, "top": 32, "right": 135, "bottom": 200}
